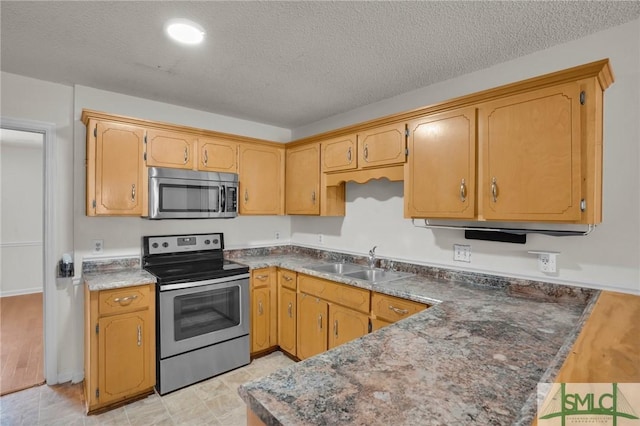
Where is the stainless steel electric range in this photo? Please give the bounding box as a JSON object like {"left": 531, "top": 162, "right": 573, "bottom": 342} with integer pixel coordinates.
{"left": 142, "top": 233, "right": 250, "bottom": 395}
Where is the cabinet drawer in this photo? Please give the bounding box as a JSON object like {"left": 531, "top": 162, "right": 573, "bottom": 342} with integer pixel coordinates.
{"left": 371, "top": 292, "right": 428, "bottom": 323}
{"left": 298, "top": 274, "right": 370, "bottom": 313}
{"left": 98, "top": 285, "right": 151, "bottom": 316}
{"left": 252, "top": 268, "right": 274, "bottom": 289}
{"left": 278, "top": 269, "right": 297, "bottom": 290}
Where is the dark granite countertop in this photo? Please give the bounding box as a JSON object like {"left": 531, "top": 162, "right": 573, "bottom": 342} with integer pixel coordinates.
{"left": 233, "top": 252, "right": 596, "bottom": 426}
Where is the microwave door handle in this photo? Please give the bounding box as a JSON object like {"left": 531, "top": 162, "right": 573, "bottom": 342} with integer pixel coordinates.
{"left": 220, "top": 186, "right": 226, "bottom": 212}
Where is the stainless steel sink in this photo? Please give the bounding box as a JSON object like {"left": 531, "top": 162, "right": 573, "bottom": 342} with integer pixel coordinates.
{"left": 343, "top": 268, "right": 414, "bottom": 283}
{"left": 305, "top": 262, "right": 368, "bottom": 274}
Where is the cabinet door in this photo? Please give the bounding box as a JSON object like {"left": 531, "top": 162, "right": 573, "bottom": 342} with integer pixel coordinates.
{"left": 145, "top": 129, "right": 197, "bottom": 170}
{"left": 251, "top": 286, "right": 271, "bottom": 353}
{"left": 358, "top": 123, "right": 406, "bottom": 168}
{"left": 286, "top": 144, "right": 320, "bottom": 215}
{"left": 296, "top": 294, "right": 328, "bottom": 360}
{"left": 328, "top": 305, "right": 369, "bottom": 349}
{"left": 321, "top": 134, "right": 357, "bottom": 172}
{"left": 198, "top": 138, "right": 237, "bottom": 172}
{"left": 98, "top": 309, "right": 152, "bottom": 405}
{"left": 278, "top": 286, "right": 297, "bottom": 357}
{"left": 405, "top": 108, "right": 476, "bottom": 219}
{"left": 238, "top": 144, "right": 284, "bottom": 215}
{"left": 370, "top": 318, "right": 392, "bottom": 332}
{"left": 478, "top": 83, "right": 582, "bottom": 222}
{"left": 88, "top": 120, "right": 145, "bottom": 216}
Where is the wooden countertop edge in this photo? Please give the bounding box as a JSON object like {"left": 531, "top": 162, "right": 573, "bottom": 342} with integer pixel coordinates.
{"left": 530, "top": 290, "right": 640, "bottom": 425}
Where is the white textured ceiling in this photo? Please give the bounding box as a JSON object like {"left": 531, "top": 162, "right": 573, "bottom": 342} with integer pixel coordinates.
{"left": 2, "top": 1, "right": 639, "bottom": 129}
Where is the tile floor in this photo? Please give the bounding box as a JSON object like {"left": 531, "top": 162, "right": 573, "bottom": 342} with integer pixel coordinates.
{"left": 0, "top": 351, "right": 295, "bottom": 426}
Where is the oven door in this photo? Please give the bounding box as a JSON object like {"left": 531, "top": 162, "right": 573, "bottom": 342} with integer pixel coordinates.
{"left": 159, "top": 275, "right": 249, "bottom": 359}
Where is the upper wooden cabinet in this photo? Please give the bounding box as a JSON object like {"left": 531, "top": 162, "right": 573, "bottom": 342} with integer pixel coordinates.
{"left": 321, "top": 134, "right": 357, "bottom": 172}
{"left": 402, "top": 60, "right": 612, "bottom": 224}
{"left": 357, "top": 123, "right": 406, "bottom": 169}
{"left": 145, "top": 129, "right": 197, "bottom": 170}
{"left": 286, "top": 143, "right": 320, "bottom": 215}
{"left": 198, "top": 137, "right": 237, "bottom": 172}
{"left": 86, "top": 119, "right": 146, "bottom": 216}
{"left": 319, "top": 124, "right": 406, "bottom": 174}
{"left": 405, "top": 107, "right": 477, "bottom": 219}
{"left": 478, "top": 83, "right": 582, "bottom": 222}
{"left": 238, "top": 143, "right": 285, "bottom": 215}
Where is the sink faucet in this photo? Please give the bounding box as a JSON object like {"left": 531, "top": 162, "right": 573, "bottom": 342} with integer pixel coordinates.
{"left": 367, "top": 246, "right": 377, "bottom": 269}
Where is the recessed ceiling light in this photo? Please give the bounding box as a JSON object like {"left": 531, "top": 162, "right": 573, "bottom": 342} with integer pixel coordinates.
{"left": 165, "top": 18, "right": 205, "bottom": 45}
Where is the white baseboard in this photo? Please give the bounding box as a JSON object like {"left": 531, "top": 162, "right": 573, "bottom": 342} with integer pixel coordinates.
{"left": 56, "top": 370, "right": 84, "bottom": 385}
{"left": 0, "top": 287, "right": 43, "bottom": 298}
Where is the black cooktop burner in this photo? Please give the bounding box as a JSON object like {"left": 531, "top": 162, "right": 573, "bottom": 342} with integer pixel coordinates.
{"left": 142, "top": 233, "right": 249, "bottom": 285}
{"left": 145, "top": 259, "right": 249, "bottom": 285}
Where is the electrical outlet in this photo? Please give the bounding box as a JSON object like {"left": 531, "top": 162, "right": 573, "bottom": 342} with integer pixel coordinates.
{"left": 538, "top": 253, "right": 557, "bottom": 273}
{"left": 528, "top": 251, "right": 559, "bottom": 274}
{"left": 453, "top": 244, "right": 471, "bottom": 262}
{"left": 92, "top": 239, "right": 104, "bottom": 254}
{"left": 318, "top": 234, "right": 323, "bottom": 244}
{"left": 275, "top": 231, "right": 281, "bottom": 240}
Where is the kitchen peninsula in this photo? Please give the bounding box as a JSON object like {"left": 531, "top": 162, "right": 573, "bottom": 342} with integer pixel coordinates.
{"left": 231, "top": 250, "right": 604, "bottom": 425}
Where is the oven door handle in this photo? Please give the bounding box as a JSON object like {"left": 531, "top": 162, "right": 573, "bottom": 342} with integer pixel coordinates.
{"left": 159, "top": 273, "right": 250, "bottom": 291}
{"left": 220, "top": 186, "right": 226, "bottom": 212}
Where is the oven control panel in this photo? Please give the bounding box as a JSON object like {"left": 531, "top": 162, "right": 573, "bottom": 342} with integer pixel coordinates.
{"left": 145, "top": 233, "right": 223, "bottom": 255}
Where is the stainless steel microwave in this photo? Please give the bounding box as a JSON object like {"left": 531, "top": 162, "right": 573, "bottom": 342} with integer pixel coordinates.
{"left": 148, "top": 167, "right": 238, "bottom": 219}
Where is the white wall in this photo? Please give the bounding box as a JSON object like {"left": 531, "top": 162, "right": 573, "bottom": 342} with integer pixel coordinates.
{"left": 0, "top": 139, "right": 44, "bottom": 296}
{"left": 291, "top": 19, "right": 640, "bottom": 294}
{"left": 0, "top": 72, "right": 76, "bottom": 379}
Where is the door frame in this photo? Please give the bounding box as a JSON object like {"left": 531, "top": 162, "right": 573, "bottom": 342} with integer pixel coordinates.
{"left": 1, "top": 116, "right": 58, "bottom": 385}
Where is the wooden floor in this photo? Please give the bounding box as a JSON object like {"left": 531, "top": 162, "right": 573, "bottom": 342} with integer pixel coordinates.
{"left": 0, "top": 292, "right": 45, "bottom": 396}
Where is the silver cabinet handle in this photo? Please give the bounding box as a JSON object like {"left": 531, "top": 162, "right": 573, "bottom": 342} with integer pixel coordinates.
{"left": 203, "top": 149, "right": 208, "bottom": 166}
{"left": 258, "top": 301, "right": 263, "bottom": 315}
{"left": 363, "top": 144, "right": 369, "bottom": 161}
{"left": 347, "top": 146, "right": 352, "bottom": 162}
{"left": 311, "top": 190, "right": 316, "bottom": 204}
{"left": 288, "top": 302, "right": 293, "bottom": 318}
{"left": 334, "top": 320, "right": 338, "bottom": 338}
{"left": 318, "top": 314, "right": 323, "bottom": 330}
{"left": 244, "top": 189, "right": 249, "bottom": 203}
{"left": 131, "top": 184, "right": 136, "bottom": 202}
{"left": 183, "top": 147, "right": 188, "bottom": 164}
{"left": 389, "top": 305, "right": 409, "bottom": 315}
{"left": 491, "top": 177, "right": 498, "bottom": 202}
{"left": 113, "top": 295, "right": 137, "bottom": 305}
{"left": 460, "top": 178, "right": 467, "bottom": 202}
{"left": 137, "top": 325, "right": 142, "bottom": 347}
{"left": 283, "top": 275, "right": 293, "bottom": 282}
{"left": 255, "top": 274, "right": 268, "bottom": 281}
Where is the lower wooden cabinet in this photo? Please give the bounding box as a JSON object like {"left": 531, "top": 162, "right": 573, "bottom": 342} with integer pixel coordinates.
{"left": 371, "top": 292, "right": 428, "bottom": 329}
{"left": 328, "top": 304, "right": 370, "bottom": 349}
{"left": 250, "top": 267, "right": 278, "bottom": 355}
{"left": 297, "top": 293, "right": 329, "bottom": 360}
{"left": 277, "top": 269, "right": 298, "bottom": 357}
{"left": 252, "top": 269, "right": 430, "bottom": 361}
{"left": 84, "top": 283, "right": 155, "bottom": 414}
